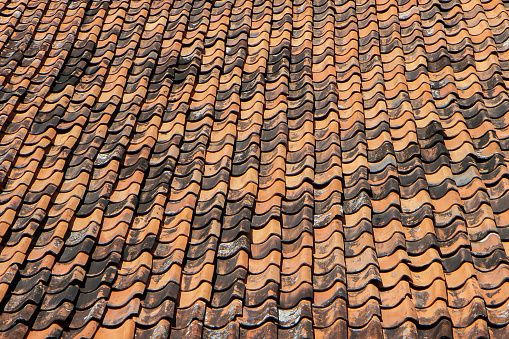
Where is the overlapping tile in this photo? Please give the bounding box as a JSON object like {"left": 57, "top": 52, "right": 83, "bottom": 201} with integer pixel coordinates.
{"left": 2, "top": 0, "right": 509, "bottom": 337}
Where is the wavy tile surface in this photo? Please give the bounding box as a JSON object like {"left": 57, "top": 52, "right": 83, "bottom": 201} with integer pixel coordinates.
{"left": 2, "top": 0, "right": 509, "bottom": 337}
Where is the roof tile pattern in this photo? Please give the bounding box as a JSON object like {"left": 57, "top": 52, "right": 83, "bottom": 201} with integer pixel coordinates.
{"left": 1, "top": 0, "right": 509, "bottom": 337}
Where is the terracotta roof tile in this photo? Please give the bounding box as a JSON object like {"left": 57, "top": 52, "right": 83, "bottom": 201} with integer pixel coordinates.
{"left": 3, "top": 0, "right": 509, "bottom": 336}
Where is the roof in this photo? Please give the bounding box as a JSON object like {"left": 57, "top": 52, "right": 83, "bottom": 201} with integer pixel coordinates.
{"left": 1, "top": 0, "right": 509, "bottom": 337}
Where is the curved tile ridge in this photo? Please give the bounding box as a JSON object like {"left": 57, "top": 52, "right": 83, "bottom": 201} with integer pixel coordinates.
{"left": 2, "top": 0, "right": 509, "bottom": 337}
